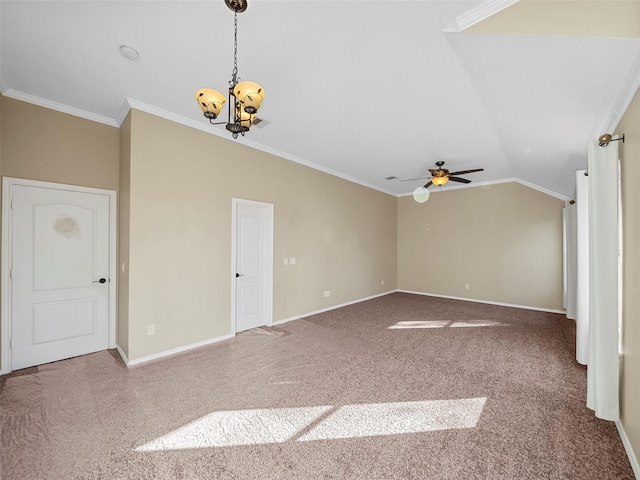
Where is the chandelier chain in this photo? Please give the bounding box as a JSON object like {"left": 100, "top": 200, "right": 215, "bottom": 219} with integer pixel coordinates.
{"left": 231, "top": 11, "right": 239, "bottom": 87}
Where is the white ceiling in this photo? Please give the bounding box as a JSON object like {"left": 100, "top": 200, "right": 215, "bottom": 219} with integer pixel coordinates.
{"left": 2, "top": 0, "right": 640, "bottom": 199}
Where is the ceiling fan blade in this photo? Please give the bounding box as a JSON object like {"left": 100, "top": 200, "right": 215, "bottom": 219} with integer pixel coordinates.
{"left": 423, "top": 181, "right": 433, "bottom": 189}
{"left": 448, "top": 177, "right": 472, "bottom": 184}
{"left": 448, "top": 168, "right": 484, "bottom": 176}
{"left": 399, "top": 176, "right": 428, "bottom": 182}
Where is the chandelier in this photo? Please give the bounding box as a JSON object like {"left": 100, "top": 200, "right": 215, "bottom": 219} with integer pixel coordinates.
{"left": 195, "top": 0, "right": 264, "bottom": 139}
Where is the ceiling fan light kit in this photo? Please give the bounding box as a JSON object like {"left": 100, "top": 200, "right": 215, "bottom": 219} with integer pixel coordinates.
{"left": 195, "top": 0, "right": 264, "bottom": 139}
{"left": 400, "top": 160, "right": 484, "bottom": 203}
{"left": 431, "top": 176, "right": 449, "bottom": 186}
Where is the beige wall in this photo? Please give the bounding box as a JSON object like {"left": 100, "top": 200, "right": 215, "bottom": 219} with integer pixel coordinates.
{"left": 0, "top": 96, "right": 120, "bottom": 371}
{"left": 467, "top": 1, "right": 640, "bottom": 38}
{"left": 0, "top": 97, "right": 396, "bottom": 367}
{"left": 0, "top": 96, "right": 2, "bottom": 180}
{"left": 618, "top": 87, "right": 640, "bottom": 465}
{"left": 123, "top": 110, "right": 397, "bottom": 361}
{"left": 0, "top": 95, "right": 3, "bottom": 368}
{"left": 0, "top": 98, "right": 575, "bottom": 376}
{"left": 397, "top": 182, "right": 564, "bottom": 310}
{"left": 118, "top": 113, "right": 132, "bottom": 358}
{"left": 0, "top": 97, "right": 119, "bottom": 190}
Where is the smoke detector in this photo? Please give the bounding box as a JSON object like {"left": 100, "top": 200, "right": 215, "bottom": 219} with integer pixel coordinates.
{"left": 119, "top": 45, "right": 140, "bottom": 62}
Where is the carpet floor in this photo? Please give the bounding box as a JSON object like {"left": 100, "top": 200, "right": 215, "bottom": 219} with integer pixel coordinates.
{"left": 0, "top": 292, "right": 634, "bottom": 479}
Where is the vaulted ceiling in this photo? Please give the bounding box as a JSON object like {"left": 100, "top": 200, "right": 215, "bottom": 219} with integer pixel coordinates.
{"left": 2, "top": 0, "right": 639, "bottom": 199}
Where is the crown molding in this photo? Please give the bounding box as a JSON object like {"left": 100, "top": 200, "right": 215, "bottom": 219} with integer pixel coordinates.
{"left": 1, "top": 88, "right": 118, "bottom": 127}
{"left": 0, "top": 90, "right": 394, "bottom": 197}
{"left": 0, "top": 91, "right": 569, "bottom": 202}
{"left": 513, "top": 178, "right": 570, "bottom": 201}
{"left": 445, "top": 0, "right": 520, "bottom": 33}
{"left": 116, "top": 97, "right": 134, "bottom": 126}
{"left": 398, "top": 177, "right": 569, "bottom": 201}
{"left": 122, "top": 98, "right": 399, "bottom": 197}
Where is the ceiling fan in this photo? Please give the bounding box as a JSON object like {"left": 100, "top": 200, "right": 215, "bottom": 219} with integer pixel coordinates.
{"left": 400, "top": 161, "right": 484, "bottom": 188}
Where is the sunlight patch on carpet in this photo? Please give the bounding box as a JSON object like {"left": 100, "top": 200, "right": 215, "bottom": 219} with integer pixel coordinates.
{"left": 450, "top": 319, "right": 509, "bottom": 328}
{"left": 136, "top": 406, "right": 333, "bottom": 451}
{"left": 388, "top": 319, "right": 509, "bottom": 329}
{"left": 136, "top": 398, "right": 486, "bottom": 451}
{"left": 297, "top": 398, "right": 487, "bottom": 441}
{"left": 388, "top": 320, "right": 451, "bottom": 329}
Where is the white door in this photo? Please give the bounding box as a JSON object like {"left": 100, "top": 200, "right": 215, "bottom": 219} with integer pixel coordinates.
{"left": 10, "top": 185, "right": 111, "bottom": 370}
{"left": 234, "top": 200, "right": 273, "bottom": 333}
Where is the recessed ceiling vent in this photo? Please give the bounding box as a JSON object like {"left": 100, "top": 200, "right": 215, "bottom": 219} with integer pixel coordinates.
{"left": 252, "top": 118, "right": 270, "bottom": 129}
{"left": 385, "top": 176, "right": 398, "bottom": 180}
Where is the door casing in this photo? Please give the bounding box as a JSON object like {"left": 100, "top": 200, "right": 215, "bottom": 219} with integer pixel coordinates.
{"left": 1, "top": 177, "right": 117, "bottom": 374}
{"left": 231, "top": 198, "right": 274, "bottom": 335}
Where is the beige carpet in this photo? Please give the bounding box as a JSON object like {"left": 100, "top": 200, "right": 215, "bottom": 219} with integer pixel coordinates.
{"left": 0, "top": 293, "right": 634, "bottom": 479}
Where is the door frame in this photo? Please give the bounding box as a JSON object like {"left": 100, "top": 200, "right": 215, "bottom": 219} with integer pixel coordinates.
{"left": 230, "top": 198, "right": 274, "bottom": 336}
{"left": 1, "top": 177, "right": 117, "bottom": 374}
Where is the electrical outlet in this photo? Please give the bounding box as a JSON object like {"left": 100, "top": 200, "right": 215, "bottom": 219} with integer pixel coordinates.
{"left": 284, "top": 258, "right": 289, "bottom": 266}
{"left": 381, "top": 280, "right": 384, "bottom": 285}
{"left": 147, "top": 324, "right": 156, "bottom": 336}
{"left": 290, "top": 257, "right": 296, "bottom": 265}
{"left": 465, "top": 283, "right": 470, "bottom": 290}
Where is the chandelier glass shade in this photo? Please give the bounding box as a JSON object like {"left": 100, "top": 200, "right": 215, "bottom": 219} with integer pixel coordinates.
{"left": 431, "top": 176, "right": 449, "bottom": 186}
{"left": 234, "top": 81, "right": 264, "bottom": 114}
{"left": 195, "top": 1, "right": 264, "bottom": 138}
{"left": 196, "top": 88, "right": 227, "bottom": 120}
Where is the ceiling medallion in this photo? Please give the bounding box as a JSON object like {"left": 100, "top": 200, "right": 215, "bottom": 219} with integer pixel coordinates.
{"left": 225, "top": 0, "right": 247, "bottom": 13}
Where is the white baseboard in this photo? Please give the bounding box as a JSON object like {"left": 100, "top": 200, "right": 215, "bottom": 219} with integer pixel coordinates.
{"left": 273, "top": 290, "right": 396, "bottom": 326}
{"left": 616, "top": 420, "right": 640, "bottom": 479}
{"left": 115, "top": 291, "right": 395, "bottom": 367}
{"left": 0, "top": 289, "right": 567, "bottom": 374}
{"left": 110, "top": 289, "right": 563, "bottom": 368}
{"left": 396, "top": 290, "right": 566, "bottom": 315}
{"left": 119, "top": 333, "right": 235, "bottom": 367}
{"left": 115, "top": 345, "right": 129, "bottom": 365}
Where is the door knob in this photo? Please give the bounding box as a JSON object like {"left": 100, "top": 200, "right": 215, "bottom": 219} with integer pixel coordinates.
{"left": 93, "top": 278, "right": 107, "bottom": 284}
{"left": 236, "top": 273, "right": 245, "bottom": 278}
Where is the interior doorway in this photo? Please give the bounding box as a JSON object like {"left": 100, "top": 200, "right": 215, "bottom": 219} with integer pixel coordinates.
{"left": 1, "top": 178, "right": 117, "bottom": 373}
{"left": 232, "top": 199, "right": 273, "bottom": 333}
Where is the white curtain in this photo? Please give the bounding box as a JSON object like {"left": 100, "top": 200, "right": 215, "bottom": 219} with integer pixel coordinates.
{"left": 564, "top": 202, "right": 577, "bottom": 321}
{"left": 586, "top": 139, "right": 620, "bottom": 421}
{"left": 575, "top": 170, "right": 590, "bottom": 365}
